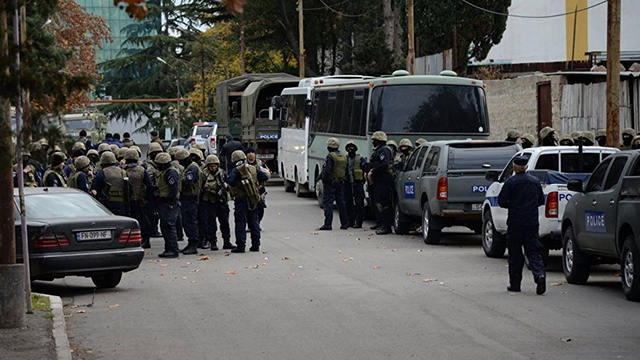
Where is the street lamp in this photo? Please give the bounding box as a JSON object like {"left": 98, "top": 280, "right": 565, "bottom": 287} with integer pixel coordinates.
{"left": 157, "top": 56, "right": 182, "bottom": 138}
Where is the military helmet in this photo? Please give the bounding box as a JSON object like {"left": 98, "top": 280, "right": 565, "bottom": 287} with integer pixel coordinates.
{"left": 345, "top": 140, "right": 358, "bottom": 151}
{"left": 125, "top": 148, "right": 140, "bottom": 161}
{"left": 507, "top": 129, "right": 521, "bottom": 139}
{"left": 117, "top": 147, "right": 128, "bottom": 160}
{"left": 87, "top": 149, "right": 99, "bottom": 157}
{"left": 205, "top": 155, "right": 220, "bottom": 165}
{"left": 74, "top": 156, "right": 91, "bottom": 170}
{"left": 387, "top": 140, "right": 398, "bottom": 149}
{"left": 371, "top": 131, "right": 387, "bottom": 141}
{"left": 196, "top": 143, "right": 207, "bottom": 151}
{"left": 49, "top": 145, "right": 62, "bottom": 155}
{"left": 148, "top": 142, "right": 163, "bottom": 153}
{"left": 22, "top": 148, "right": 31, "bottom": 157}
{"left": 580, "top": 131, "right": 596, "bottom": 145}
{"left": 399, "top": 138, "right": 413, "bottom": 149}
{"left": 72, "top": 142, "right": 86, "bottom": 153}
{"left": 231, "top": 149, "right": 247, "bottom": 163}
{"left": 154, "top": 152, "right": 171, "bottom": 165}
{"left": 28, "top": 142, "right": 42, "bottom": 153}
{"left": 100, "top": 151, "right": 117, "bottom": 165}
{"left": 558, "top": 134, "right": 574, "bottom": 145}
{"left": 326, "top": 137, "right": 340, "bottom": 149}
{"left": 39, "top": 138, "right": 49, "bottom": 146}
{"left": 109, "top": 144, "right": 119, "bottom": 153}
{"left": 570, "top": 131, "right": 581, "bottom": 141}
{"left": 189, "top": 148, "right": 204, "bottom": 161}
{"left": 97, "top": 143, "right": 111, "bottom": 153}
{"left": 415, "top": 138, "right": 427, "bottom": 146}
{"left": 49, "top": 152, "right": 65, "bottom": 166}
{"left": 622, "top": 128, "right": 636, "bottom": 137}
{"left": 520, "top": 133, "right": 536, "bottom": 145}
{"left": 595, "top": 129, "right": 607, "bottom": 138}
{"left": 175, "top": 148, "right": 190, "bottom": 161}
{"left": 539, "top": 126, "right": 555, "bottom": 140}
{"left": 168, "top": 146, "right": 179, "bottom": 157}
{"left": 130, "top": 145, "right": 142, "bottom": 156}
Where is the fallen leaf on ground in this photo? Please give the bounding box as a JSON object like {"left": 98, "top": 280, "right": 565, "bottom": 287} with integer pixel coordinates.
{"left": 182, "top": 277, "right": 187, "bottom": 279}
{"left": 70, "top": 305, "right": 78, "bottom": 309}
{"left": 160, "top": 272, "right": 165, "bottom": 276}
{"left": 252, "top": 265, "right": 259, "bottom": 269}
{"left": 160, "top": 264, "right": 168, "bottom": 267}
{"left": 348, "top": 233, "right": 354, "bottom": 236}
{"left": 197, "top": 256, "right": 210, "bottom": 261}
{"left": 406, "top": 272, "right": 412, "bottom": 276}
{"left": 77, "top": 310, "right": 87, "bottom": 314}
{"left": 282, "top": 256, "right": 291, "bottom": 260}
{"left": 186, "top": 262, "right": 191, "bottom": 265}
{"left": 439, "top": 282, "right": 445, "bottom": 285}
{"left": 109, "top": 304, "right": 119, "bottom": 309}
{"left": 343, "top": 257, "right": 354, "bottom": 262}
{"left": 372, "top": 265, "right": 380, "bottom": 269}
{"left": 311, "top": 232, "right": 319, "bottom": 235}
{"left": 225, "top": 270, "right": 237, "bottom": 275}
{"left": 551, "top": 281, "right": 565, "bottom": 286}
{"left": 191, "top": 280, "right": 197, "bottom": 283}
{"left": 224, "top": 253, "right": 230, "bottom": 257}
{"left": 392, "top": 249, "right": 398, "bottom": 252}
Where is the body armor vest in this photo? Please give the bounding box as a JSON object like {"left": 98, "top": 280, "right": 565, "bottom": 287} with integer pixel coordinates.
{"left": 348, "top": 155, "right": 364, "bottom": 182}
{"left": 125, "top": 164, "right": 146, "bottom": 200}
{"left": 230, "top": 164, "right": 260, "bottom": 208}
{"left": 328, "top": 152, "right": 347, "bottom": 182}
{"left": 202, "top": 168, "right": 226, "bottom": 203}
{"left": 103, "top": 166, "right": 126, "bottom": 202}
{"left": 179, "top": 162, "right": 201, "bottom": 197}
{"left": 43, "top": 169, "right": 67, "bottom": 188}
{"left": 156, "top": 168, "right": 178, "bottom": 199}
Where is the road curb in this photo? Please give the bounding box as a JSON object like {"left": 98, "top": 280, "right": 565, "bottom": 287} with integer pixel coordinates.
{"left": 37, "top": 293, "right": 72, "bottom": 360}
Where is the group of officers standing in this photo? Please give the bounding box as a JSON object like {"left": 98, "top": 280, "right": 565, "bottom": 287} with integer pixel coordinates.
{"left": 14, "top": 132, "right": 270, "bottom": 258}
{"left": 507, "top": 126, "right": 640, "bottom": 150}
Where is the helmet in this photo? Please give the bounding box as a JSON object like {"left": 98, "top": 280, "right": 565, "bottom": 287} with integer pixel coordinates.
{"left": 148, "top": 142, "right": 163, "bottom": 153}
{"left": 175, "top": 148, "right": 190, "bottom": 161}
{"left": 97, "top": 143, "right": 111, "bottom": 153}
{"left": 154, "top": 152, "right": 171, "bottom": 165}
{"left": 415, "top": 138, "right": 427, "bottom": 146}
{"left": 371, "top": 131, "right": 387, "bottom": 141}
{"left": 326, "top": 137, "right": 340, "bottom": 149}
{"left": 22, "top": 149, "right": 31, "bottom": 157}
{"left": 39, "top": 138, "right": 49, "bottom": 146}
{"left": 595, "top": 129, "right": 606, "bottom": 138}
{"left": 345, "top": 140, "right": 358, "bottom": 151}
{"left": 28, "top": 142, "right": 42, "bottom": 153}
{"left": 520, "top": 133, "right": 536, "bottom": 145}
{"left": 130, "top": 145, "right": 142, "bottom": 156}
{"left": 580, "top": 131, "right": 595, "bottom": 145}
{"left": 72, "top": 142, "right": 86, "bottom": 153}
{"left": 125, "top": 148, "right": 140, "bottom": 161}
{"left": 109, "top": 144, "right": 119, "bottom": 153}
{"left": 189, "top": 148, "right": 204, "bottom": 161}
{"left": 539, "top": 126, "right": 555, "bottom": 140}
{"left": 231, "top": 150, "right": 247, "bottom": 163}
{"left": 117, "top": 147, "right": 128, "bottom": 159}
{"left": 570, "top": 131, "right": 581, "bottom": 141}
{"left": 168, "top": 147, "right": 179, "bottom": 157}
{"left": 49, "top": 145, "right": 62, "bottom": 155}
{"left": 87, "top": 149, "right": 99, "bottom": 157}
{"left": 49, "top": 152, "right": 65, "bottom": 166}
{"left": 623, "top": 128, "right": 636, "bottom": 137}
{"left": 558, "top": 134, "right": 574, "bottom": 145}
{"left": 74, "top": 156, "right": 90, "bottom": 170}
{"left": 205, "top": 155, "right": 220, "bottom": 165}
{"left": 387, "top": 140, "right": 398, "bottom": 149}
{"left": 196, "top": 143, "right": 207, "bottom": 151}
{"left": 507, "top": 129, "right": 521, "bottom": 139}
{"left": 399, "top": 138, "right": 413, "bottom": 149}
{"left": 100, "top": 151, "right": 117, "bottom": 165}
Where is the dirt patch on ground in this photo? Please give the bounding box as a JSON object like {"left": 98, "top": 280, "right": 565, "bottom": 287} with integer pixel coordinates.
{"left": 0, "top": 309, "right": 56, "bottom": 360}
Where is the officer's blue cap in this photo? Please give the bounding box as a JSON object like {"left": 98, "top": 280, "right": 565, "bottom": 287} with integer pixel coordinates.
{"left": 513, "top": 156, "right": 528, "bottom": 166}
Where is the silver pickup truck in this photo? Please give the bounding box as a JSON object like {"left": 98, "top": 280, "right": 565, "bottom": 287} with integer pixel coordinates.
{"left": 562, "top": 151, "right": 640, "bottom": 301}
{"left": 393, "top": 140, "right": 520, "bottom": 244}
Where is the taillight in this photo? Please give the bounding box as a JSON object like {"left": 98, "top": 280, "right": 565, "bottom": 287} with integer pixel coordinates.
{"left": 34, "top": 233, "right": 70, "bottom": 248}
{"left": 545, "top": 191, "right": 558, "bottom": 218}
{"left": 119, "top": 229, "right": 142, "bottom": 244}
{"left": 210, "top": 137, "right": 216, "bottom": 148}
{"left": 190, "top": 137, "right": 196, "bottom": 145}
{"left": 437, "top": 178, "right": 448, "bottom": 200}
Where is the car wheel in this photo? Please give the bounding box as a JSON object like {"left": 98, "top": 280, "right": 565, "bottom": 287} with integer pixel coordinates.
{"left": 422, "top": 202, "right": 441, "bottom": 245}
{"left": 316, "top": 180, "right": 324, "bottom": 208}
{"left": 393, "top": 197, "right": 411, "bottom": 235}
{"left": 91, "top": 272, "right": 123, "bottom": 289}
{"left": 621, "top": 236, "right": 640, "bottom": 302}
{"left": 295, "top": 172, "right": 304, "bottom": 198}
{"left": 482, "top": 212, "right": 506, "bottom": 258}
{"left": 562, "top": 226, "right": 590, "bottom": 284}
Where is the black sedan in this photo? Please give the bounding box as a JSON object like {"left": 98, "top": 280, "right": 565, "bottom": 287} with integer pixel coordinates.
{"left": 15, "top": 187, "right": 144, "bottom": 288}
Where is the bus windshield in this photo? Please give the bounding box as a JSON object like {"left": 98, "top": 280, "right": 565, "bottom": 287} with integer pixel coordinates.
{"left": 65, "top": 119, "right": 94, "bottom": 130}
{"left": 369, "top": 84, "right": 488, "bottom": 135}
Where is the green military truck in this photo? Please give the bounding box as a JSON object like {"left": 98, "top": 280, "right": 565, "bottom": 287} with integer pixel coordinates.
{"left": 60, "top": 110, "right": 108, "bottom": 144}
{"left": 562, "top": 151, "right": 640, "bottom": 301}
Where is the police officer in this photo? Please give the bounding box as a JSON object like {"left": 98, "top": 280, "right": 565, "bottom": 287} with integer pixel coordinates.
{"left": 154, "top": 152, "right": 180, "bottom": 258}
{"left": 168, "top": 147, "right": 185, "bottom": 242}
{"left": 176, "top": 148, "right": 201, "bottom": 255}
{"left": 344, "top": 141, "right": 366, "bottom": 228}
{"left": 43, "top": 152, "right": 67, "bottom": 187}
{"left": 145, "top": 142, "right": 164, "bottom": 238}
{"left": 539, "top": 126, "right": 557, "bottom": 146}
{"left": 67, "top": 156, "right": 92, "bottom": 193}
{"left": 578, "top": 131, "right": 595, "bottom": 146}
{"left": 227, "top": 150, "right": 268, "bottom": 253}
{"left": 65, "top": 142, "right": 87, "bottom": 177}
{"left": 220, "top": 134, "right": 245, "bottom": 173}
{"left": 87, "top": 149, "right": 100, "bottom": 169}
{"left": 124, "top": 149, "right": 154, "bottom": 248}
{"left": 367, "top": 131, "right": 393, "bottom": 235}
{"left": 121, "top": 132, "right": 135, "bottom": 147}
{"left": 14, "top": 149, "right": 38, "bottom": 188}
{"left": 519, "top": 134, "right": 535, "bottom": 149}
{"left": 91, "top": 151, "right": 129, "bottom": 216}
{"left": 415, "top": 138, "right": 427, "bottom": 148}
{"left": 189, "top": 148, "right": 208, "bottom": 249}
{"left": 387, "top": 140, "right": 400, "bottom": 165}
{"left": 497, "top": 155, "right": 546, "bottom": 295}
{"left": 621, "top": 128, "right": 636, "bottom": 150}
{"left": 202, "top": 155, "right": 234, "bottom": 251}
{"left": 505, "top": 129, "right": 520, "bottom": 142}
{"left": 246, "top": 148, "right": 270, "bottom": 225}
{"left": 397, "top": 138, "right": 413, "bottom": 166}
{"left": 558, "top": 134, "right": 574, "bottom": 146}
{"left": 318, "top": 138, "right": 349, "bottom": 231}
{"left": 595, "top": 129, "right": 607, "bottom": 147}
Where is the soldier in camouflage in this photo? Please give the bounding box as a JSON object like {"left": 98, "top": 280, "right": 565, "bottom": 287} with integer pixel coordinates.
{"left": 201, "top": 155, "right": 234, "bottom": 251}
{"left": 124, "top": 148, "right": 154, "bottom": 248}
{"left": 67, "top": 156, "right": 92, "bottom": 193}
{"left": 318, "top": 138, "right": 349, "bottom": 231}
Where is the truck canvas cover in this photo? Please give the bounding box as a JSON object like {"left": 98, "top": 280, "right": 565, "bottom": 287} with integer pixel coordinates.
{"left": 240, "top": 77, "right": 300, "bottom": 126}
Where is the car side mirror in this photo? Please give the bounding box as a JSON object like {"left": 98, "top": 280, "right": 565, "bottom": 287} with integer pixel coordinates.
{"left": 567, "top": 179, "right": 584, "bottom": 193}
{"left": 485, "top": 170, "right": 500, "bottom": 182}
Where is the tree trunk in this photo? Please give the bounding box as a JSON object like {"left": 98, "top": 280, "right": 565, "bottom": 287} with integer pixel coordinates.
{"left": 383, "top": 0, "right": 403, "bottom": 63}
{"left": 277, "top": 0, "right": 316, "bottom": 77}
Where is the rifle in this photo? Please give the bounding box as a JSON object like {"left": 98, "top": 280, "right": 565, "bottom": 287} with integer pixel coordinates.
{"left": 216, "top": 170, "right": 228, "bottom": 202}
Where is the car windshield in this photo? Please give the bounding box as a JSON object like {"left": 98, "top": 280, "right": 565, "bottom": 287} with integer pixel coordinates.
{"left": 65, "top": 119, "right": 94, "bottom": 130}
{"left": 20, "top": 193, "right": 111, "bottom": 219}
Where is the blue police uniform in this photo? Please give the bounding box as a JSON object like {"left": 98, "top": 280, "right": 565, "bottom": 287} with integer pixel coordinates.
{"left": 344, "top": 154, "right": 366, "bottom": 228}
{"left": 157, "top": 167, "right": 180, "bottom": 256}
{"left": 369, "top": 144, "right": 394, "bottom": 233}
{"left": 179, "top": 161, "right": 201, "bottom": 253}
{"left": 321, "top": 150, "right": 349, "bottom": 229}
{"left": 227, "top": 165, "right": 269, "bottom": 251}
{"left": 498, "top": 156, "right": 547, "bottom": 293}
{"left": 74, "top": 172, "right": 91, "bottom": 193}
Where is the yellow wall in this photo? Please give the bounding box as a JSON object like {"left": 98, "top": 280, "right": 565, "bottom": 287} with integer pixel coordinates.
{"left": 566, "top": 0, "right": 589, "bottom": 61}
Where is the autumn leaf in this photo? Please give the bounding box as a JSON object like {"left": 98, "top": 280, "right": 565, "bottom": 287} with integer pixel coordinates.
{"left": 77, "top": 310, "right": 87, "bottom": 314}
{"left": 109, "top": 304, "right": 120, "bottom": 309}
{"left": 225, "top": 270, "right": 237, "bottom": 275}
{"left": 372, "top": 265, "right": 381, "bottom": 269}
{"left": 197, "top": 256, "right": 210, "bottom": 261}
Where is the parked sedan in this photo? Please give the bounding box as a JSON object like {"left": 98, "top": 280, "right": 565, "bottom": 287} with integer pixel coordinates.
{"left": 15, "top": 188, "right": 145, "bottom": 288}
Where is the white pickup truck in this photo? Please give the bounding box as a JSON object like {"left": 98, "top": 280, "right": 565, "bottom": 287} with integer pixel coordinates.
{"left": 481, "top": 146, "right": 619, "bottom": 259}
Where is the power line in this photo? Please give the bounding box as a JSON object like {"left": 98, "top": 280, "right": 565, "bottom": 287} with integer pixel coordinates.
{"left": 305, "top": 0, "right": 349, "bottom": 11}
{"left": 315, "top": 0, "right": 378, "bottom": 18}
{"left": 460, "top": 0, "right": 608, "bottom": 19}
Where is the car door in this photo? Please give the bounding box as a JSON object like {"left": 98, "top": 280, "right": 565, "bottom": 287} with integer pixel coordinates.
{"left": 406, "top": 146, "right": 430, "bottom": 215}
{"left": 574, "top": 157, "right": 612, "bottom": 251}
{"left": 594, "top": 155, "right": 629, "bottom": 255}
{"left": 399, "top": 146, "right": 429, "bottom": 216}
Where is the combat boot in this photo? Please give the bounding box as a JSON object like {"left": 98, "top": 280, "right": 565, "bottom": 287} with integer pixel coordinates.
{"left": 210, "top": 240, "right": 219, "bottom": 251}
{"left": 222, "top": 239, "right": 235, "bottom": 250}
{"left": 141, "top": 238, "right": 151, "bottom": 249}
{"left": 182, "top": 240, "right": 199, "bottom": 255}
{"left": 231, "top": 247, "right": 245, "bottom": 253}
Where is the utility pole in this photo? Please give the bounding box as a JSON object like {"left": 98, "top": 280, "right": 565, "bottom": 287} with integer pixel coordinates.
{"left": 606, "top": 0, "right": 621, "bottom": 148}
{"left": 407, "top": 0, "right": 415, "bottom": 75}
{"left": 298, "top": 0, "right": 305, "bottom": 78}
{"left": 200, "top": 41, "right": 206, "bottom": 122}
{"left": 240, "top": 13, "right": 246, "bottom": 75}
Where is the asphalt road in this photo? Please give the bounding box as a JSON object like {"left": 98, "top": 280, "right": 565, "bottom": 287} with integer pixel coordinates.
{"left": 33, "top": 184, "right": 640, "bottom": 360}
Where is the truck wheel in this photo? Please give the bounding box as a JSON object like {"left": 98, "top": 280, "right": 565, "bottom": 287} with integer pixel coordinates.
{"left": 393, "top": 198, "right": 411, "bottom": 235}
{"left": 91, "top": 271, "right": 122, "bottom": 289}
{"left": 315, "top": 180, "right": 324, "bottom": 208}
{"left": 422, "top": 202, "right": 441, "bottom": 245}
{"left": 562, "top": 226, "right": 590, "bottom": 284}
{"left": 482, "top": 212, "right": 506, "bottom": 258}
{"left": 621, "top": 237, "right": 640, "bottom": 302}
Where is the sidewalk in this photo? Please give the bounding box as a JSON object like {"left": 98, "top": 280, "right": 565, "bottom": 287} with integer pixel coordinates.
{"left": 0, "top": 294, "right": 71, "bottom": 360}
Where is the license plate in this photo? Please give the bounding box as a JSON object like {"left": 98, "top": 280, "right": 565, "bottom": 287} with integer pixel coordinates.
{"left": 77, "top": 230, "right": 112, "bottom": 241}
{"left": 471, "top": 203, "right": 482, "bottom": 211}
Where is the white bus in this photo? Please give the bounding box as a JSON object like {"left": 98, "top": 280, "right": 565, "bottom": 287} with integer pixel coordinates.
{"left": 275, "top": 70, "right": 490, "bottom": 201}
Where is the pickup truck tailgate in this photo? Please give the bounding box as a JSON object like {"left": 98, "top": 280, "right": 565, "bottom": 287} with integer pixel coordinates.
{"left": 443, "top": 170, "right": 492, "bottom": 212}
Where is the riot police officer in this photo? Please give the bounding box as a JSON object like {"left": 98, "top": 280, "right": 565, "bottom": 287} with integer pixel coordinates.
{"left": 91, "top": 151, "right": 129, "bottom": 216}
{"left": 318, "top": 138, "right": 349, "bottom": 230}
{"left": 505, "top": 129, "right": 520, "bottom": 142}
{"left": 14, "top": 149, "right": 38, "bottom": 188}
{"left": 43, "top": 152, "right": 67, "bottom": 187}
{"left": 367, "top": 131, "right": 393, "bottom": 235}
{"left": 539, "top": 126, "right": 558, "bottom": 146}
{"left": 124, "top": 149, "right": 154, "bottom": 248}
{"left": 497, "top": 155, "right": 546, "bottom": 295}
{"left": 67, "top": 156, "right": 92, "bottom": 193}
{"left": 154, "top": 152, "right": 181, "bottom": 258}
{"left": 595, "top": 129, "right": 607, "bottom": 147}
{"left": 519, "top": 134, "right": 535, "bottom": 149}
{"left": 145, "top": 142, "right": 164, "bottom": 237}
{"left": 344, "top": 141, "right": 366, "bottom": 228}
{"left": 176, "top": 148, "right": 201, "bottom": 255}
{"left": 202, "top": 155, "right": 234, "bottom": 251}
{"left": 621, "top": 128, "right": 636, "bottom": 150}
{"left": 227, "top": 150, "right": 268, "bottom": 253}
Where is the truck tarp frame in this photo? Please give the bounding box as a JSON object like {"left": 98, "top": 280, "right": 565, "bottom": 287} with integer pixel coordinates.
{"left": 240, "top": 78, "right": 301, "bottom": 126}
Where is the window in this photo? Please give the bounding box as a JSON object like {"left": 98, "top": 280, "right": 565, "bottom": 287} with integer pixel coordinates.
{"left": 412, "top": 147, "right": 428, "bottom": 171}
{"left": 22, "top": 193, "right": 110, "bottom": 219}
{"left": 535, "top": 154, "right": 559, "bottom": 171}
{"left": 447, "top": 143, "right": 519, "bottom": 170}
{"left": 585, "top": 157, "right": 612, "bottom": 192}
{"left": 560, "top": 153, "right": 604, "bottom": 173}
{"left": 405, "top": 148, "right": 421, "bottom": 171}
{"left": 423, "top": 147, "right": 441, "bottom": 173}
{"left": 311, "top": 88, "right": 368, "bottom": 136}
{"left": 282, "top": 94, "right": 306, "bottom": 129}
{"left": 632, "top": 158, "right": 640, "bottom": 176}
{"left": 604, "top": 157, "right": 628, "bottom": 190}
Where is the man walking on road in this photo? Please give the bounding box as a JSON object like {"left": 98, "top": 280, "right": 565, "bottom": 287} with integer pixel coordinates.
{"left": 498, "top": 155, "right": 546, "bottom": 295}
